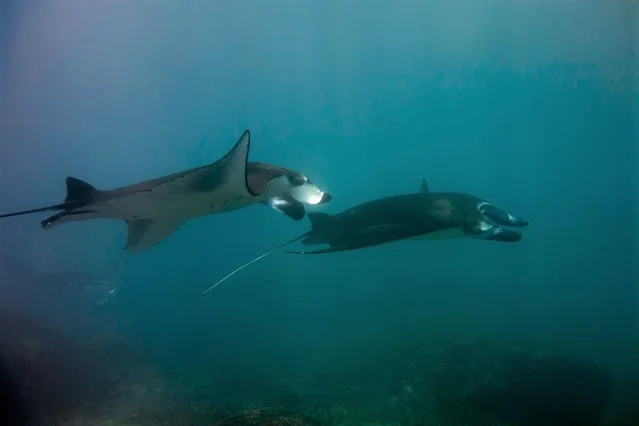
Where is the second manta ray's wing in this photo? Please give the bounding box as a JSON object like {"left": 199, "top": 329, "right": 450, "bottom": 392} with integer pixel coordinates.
{"left": 285, "top": 246, "right": 350, "bottom": 255}
{"left": 285, "top": 223, "right": 422, "bottom": 255}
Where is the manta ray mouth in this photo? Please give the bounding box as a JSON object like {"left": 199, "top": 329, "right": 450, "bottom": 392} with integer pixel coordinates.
{"left": 289, "top": 183, "right": 329, "bottom": 205}
{"left": 305, "top": 192, "right": 326, "bottom": 205}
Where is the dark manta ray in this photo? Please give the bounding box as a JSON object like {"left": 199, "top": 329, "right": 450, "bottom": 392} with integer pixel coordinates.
{"left": 201, "top": 178, "right": 528, "bottom": 294}
{"left": 0, "top": 130, "right": 332, "bottom": 252}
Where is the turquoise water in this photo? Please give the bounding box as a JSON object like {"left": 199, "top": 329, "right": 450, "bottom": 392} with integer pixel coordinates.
{"left": 0, "top": 1, "right": 637, "bottom": 425}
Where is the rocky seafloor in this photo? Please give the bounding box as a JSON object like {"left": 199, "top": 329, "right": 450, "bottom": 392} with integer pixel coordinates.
{"left": 61, "top": 354, "right": 638, "bottom": 426}
{"left": 1, "top": 309, "right": 638, "bottom": 426}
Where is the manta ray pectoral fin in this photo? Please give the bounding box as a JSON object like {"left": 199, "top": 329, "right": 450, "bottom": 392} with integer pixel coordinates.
{"left": 182, "top": 130, "right": 258, "bottom": 197}
{"left": 262, "top": 195, "right": 306, "bottom": 221}
{"left": 419, "top": 178, "right": 430, "bottom": 193}
{"left": 124, "top": 217, "right": 186, "bottom": 252}
{"left": 285, "top": 247, "right": 349, "bottom": 255}
{"left": 292, "top": 224, "right": 416, "bottom": 254}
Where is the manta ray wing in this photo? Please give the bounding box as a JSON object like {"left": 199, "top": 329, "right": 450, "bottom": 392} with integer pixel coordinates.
{"left": 124, "top": 217, "right": 186, "bottom": 252}
{"left": 287, "top": 224, "right": 425, "bottom": 255}
{"left": 150, "top": 129, "right": 257, "bottom": 199}
{"left": 119, "top": 131, "right": 256, "bottom": 251}
{"left": 285, "top": 246, "right": 353, "bottom": 255}
{"left": 99, "top": 129, "right": 257, "bottom": 220}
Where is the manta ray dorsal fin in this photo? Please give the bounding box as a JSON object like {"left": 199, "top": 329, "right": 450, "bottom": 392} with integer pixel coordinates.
{"left": 419, "top": 178, "right": 430, "bottom": 193}
{"left": 124, "top": 217, "right": 186, "bottom": 252}
{"left": 182, "top": 129, "right": 258, "bottom": 197}
{"left": 65, "top": 177, "right": 98, "bottom": 202}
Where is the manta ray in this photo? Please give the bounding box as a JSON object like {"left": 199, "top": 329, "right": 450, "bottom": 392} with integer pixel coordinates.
{"left": 201, "top": 178, "right": 528, "bottom": 294}
{"left": 0, "top": 130, "right": 332, "bottom": 252}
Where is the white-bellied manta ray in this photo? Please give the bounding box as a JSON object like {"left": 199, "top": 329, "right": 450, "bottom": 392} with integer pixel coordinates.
{"left": 200, "top": 178, "right": 529, "bottom": 295}
{"left": 0, "top": 130, "right": 332, "bottom": 252}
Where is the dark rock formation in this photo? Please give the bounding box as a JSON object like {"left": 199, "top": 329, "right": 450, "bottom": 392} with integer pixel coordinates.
{"left": 0, "top": 310, "right": 123, "bottom": 424}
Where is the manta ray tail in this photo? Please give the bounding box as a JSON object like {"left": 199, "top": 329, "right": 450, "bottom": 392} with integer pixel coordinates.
{"left": 0, "top": 204, "right": 65, "bottom": 219}
{"left": 0, "top": 176, "right": 99, "bottom": 219}
{"left": 200, "top": 232, "right": 309, "bottom": 296}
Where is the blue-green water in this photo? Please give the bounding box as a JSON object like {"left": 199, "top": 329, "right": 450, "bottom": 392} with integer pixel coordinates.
{"left": 0, "top": 1, "right": 637, "bottom": 425}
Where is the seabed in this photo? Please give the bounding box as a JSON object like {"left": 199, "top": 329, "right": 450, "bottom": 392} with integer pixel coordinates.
{"left": 53, "top": 338, "right": 638, "bottom": 426}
